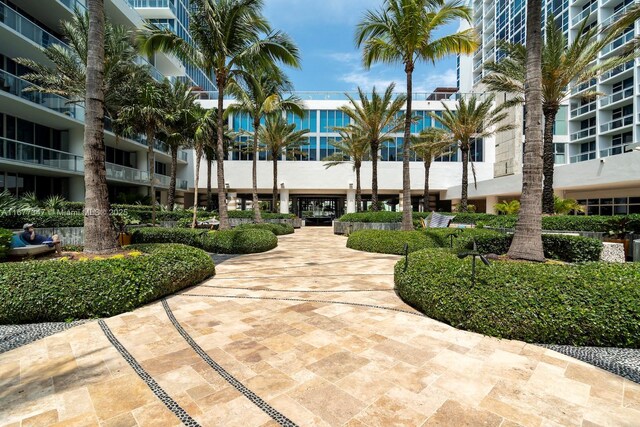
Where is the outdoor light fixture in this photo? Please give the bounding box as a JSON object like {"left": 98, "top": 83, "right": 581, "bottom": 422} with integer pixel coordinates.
{"left": 225, "top": 183, "right": 230, "bottom": 190}
{"left": 280, "top": 182, "right": 285, "bottom": 189}
{"left": 445, "top": 228, "right": 464, "bottom": 248}
{"left": 349, "top": 182, "right": 354, "bottom": 190}
{"left": 457, "top": 241, "right": 491, "bottom": 285}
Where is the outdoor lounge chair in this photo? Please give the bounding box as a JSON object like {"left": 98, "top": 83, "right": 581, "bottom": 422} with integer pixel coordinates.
{"left": 9, "top": 233, "right": 55, "bottom": 257}
{"left": 423, "top": 212, "right": 455, "bottom": 228}
{"left": 196, "top": 217, "right": 220, "bottom": 229}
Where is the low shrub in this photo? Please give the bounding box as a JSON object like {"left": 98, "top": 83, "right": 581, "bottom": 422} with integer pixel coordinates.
{"left": 470, "top": 233, "right": 603, "bottom": 263}
{"left": 228, "top": 210, "right": 296, "bottom": 220}
{"left": 339, "top": 212, "right": 404, "bottom": 223}
{"left": 131, "top": 227, "right": 277, "bottom": 254}
{"left": 0, "top": 228, "right": 11, "bottom": 261}
{"left": 0, "top": 244, "right": 215, "bottom": 324}
{"left": 395, "top": 249, "right": 640, "bottom": 347}
{"left": 234, "top": 223, "right": 294, "bottom": 235}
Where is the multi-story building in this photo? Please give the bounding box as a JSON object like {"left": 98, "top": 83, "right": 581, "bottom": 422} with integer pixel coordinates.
{"left": 455, "top": 0, "right": 640, "bottom": 215}
{"left": 0, "top": 0, "right": 198, "bottom": 204}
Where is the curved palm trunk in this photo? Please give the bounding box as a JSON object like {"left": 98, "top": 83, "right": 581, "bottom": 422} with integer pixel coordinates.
{"left": 252, "top": 122, "right": 263, "bottom": 223}
{"left": 206, "top": 157, "right": 213, "bottom": 211}
{"left": 216, "top": 80, "right": 229, "bottom": 229}
{"left": 147, "top": 128, "right": 156, "bottom": 225}
{"left": 423, "top": 158, "right": 431, "bottom": 212}
{"left": 460, "top": 145, "right": 469, "bottom": 212}
{"left": 191, "top": 149, "right": 202, "bottom": 228}
{"left": 355, "top": 161, "right": 362, "bottom": 212}
{"left": 542, "top": 108, "right": 557, "bottom": 214}
{"left": 401, "top": 67, "right": 414, "bottom": 231}
{"left": 272, "top": 154, "right": 278, "bottom": 213}
{"left": 508, "top": 0, "right": 545, "bottom": 261}
{"left": 370, "top": 141, "right": 379, "bottom": 211}
{"left": 167, "top": 146, "right": 178, "bottom": 211}
{"left": 83, "top": 0, "right": 116, "bottom": 253}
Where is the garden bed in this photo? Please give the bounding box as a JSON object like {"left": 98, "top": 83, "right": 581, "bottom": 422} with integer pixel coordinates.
{"left": 0, "top": 243, "right": 215, "bottom": 324}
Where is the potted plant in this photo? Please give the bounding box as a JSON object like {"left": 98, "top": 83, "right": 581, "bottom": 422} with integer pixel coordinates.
{"left": 604, "top": 216, "right": 632, "bottom": 259}
{"left": 113, "top": 212, "right": 141, "bottom": 246}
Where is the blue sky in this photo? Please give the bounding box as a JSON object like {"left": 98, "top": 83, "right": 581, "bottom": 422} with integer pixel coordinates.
{"left": 263, "top": 0, "right": 461, "bottom": 93}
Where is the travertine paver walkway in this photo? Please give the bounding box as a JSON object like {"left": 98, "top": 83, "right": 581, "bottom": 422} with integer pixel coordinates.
{"left": 1, "top": 228, "right": 639, "bottom": 426}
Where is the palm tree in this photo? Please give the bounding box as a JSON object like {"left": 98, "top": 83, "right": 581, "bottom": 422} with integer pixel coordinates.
{"left": 430, "top": 95, "right": 514, "bottom": 212}
{"left": 226, "top": 68, "right": 304, "bottom": 222}
{"left": 483, "top": 18, "right": 637, "bottom": 214}
{"left": 340, "top": 85, "right": 406, "bottom": 211}
{"left": 258, "top": 114, "right": 309, "bottom": 212}
{"left": 163, "top": 80, "right": 198, "bottom": 210}
{"left": 138, "top": 0, "right": 301, "bottom": 229}
{"left": 411, "top": 128, "right": 452, "bottom": 211}
{"left": 356, "top": 0, "right": 477, "bottom": 230}
{"left": 82, "top": 0, "right": 116, "bottom": 253}
{"left": 323, "top": 126, "right": 369, "bottom": 212}
{"left": 190, "top": 105, "right": 217, "bottom": 228}
{"left": 507, "top": 0, "right": 545, "bottom": 262}
{"left": 116, "top": 80, "right": 168, "bottom": 224}
{"left": 204, "top": 144, "right": 216, "bottom": 211}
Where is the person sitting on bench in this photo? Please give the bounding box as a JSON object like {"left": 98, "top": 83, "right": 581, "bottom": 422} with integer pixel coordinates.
{"left": 21, "top": 223, "right": 62, "bottom": 255}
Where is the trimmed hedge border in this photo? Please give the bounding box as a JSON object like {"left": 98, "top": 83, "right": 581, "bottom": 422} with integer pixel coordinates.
{"left": 0, "top": 244, "right": 215, "bottom": 324}
{"left": 131, "top": 227, "right": 277, "bottom": 254}
{"left": 233, "top": 223, "right": 294, "bottom": 236}
{"left": 395, "top": 249, "right": 640, "bottom": 347}
{"left": 0, "top": 228, "right": 11, "bottom": 261}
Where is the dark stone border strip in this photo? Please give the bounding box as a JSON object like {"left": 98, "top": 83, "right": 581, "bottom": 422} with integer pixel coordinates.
{"left": 161, "top": 300, "right": 299, "bottom": 427}
{"left": 98, "top": 320, "right": 201, "bottom": 427}
{"left": 201, "top": 285, "right": 392, "bottom": 293}
{"left": 0, "top": 321, "right": 90, "bottom": 354}
{"left": 181, "top": 294, "right": 424, "bottom": 317}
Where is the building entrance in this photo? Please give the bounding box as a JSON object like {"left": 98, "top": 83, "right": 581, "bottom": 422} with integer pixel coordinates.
{"left": 292, "top": 196, "right": 346, "bottom": 226}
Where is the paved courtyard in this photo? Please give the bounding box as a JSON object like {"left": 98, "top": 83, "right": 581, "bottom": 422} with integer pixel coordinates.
{"left": 1, "top": 228, "right": 639, "bottom": 426}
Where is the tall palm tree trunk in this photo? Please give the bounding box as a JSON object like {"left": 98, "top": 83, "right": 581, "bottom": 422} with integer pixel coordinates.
{"left": 508, "top": 0, "right": 545, "bottom": 261}
{"left": 370, "top": 141, "right": 379, "bottom": 211}
{"left": 216, "top": 81, "right": 229, "bottom": 229}
{"left": 542, "top": 108, "right": 557, "bottom": 214}
{"left": 460, "top": 146, "right": 469, "bottom": 212}
{"left": 272, "top": 155, "right": 278, "bottom": 213}
{"left": 252, "top": 122, "right": 263, "bottom": 223}
{"left": 355, "top": 162, "right": 362, "bottom": 212}
{"left": 423, "top": 158, "right": 431, "bottom": 212}
{"left": 401, "top": 66, "right": 414, "bottom": 231}
{"left": 191, "top": 150, "right": 202, "bottom": 228}
{"left": 146, "top": 129, "right": 156, "bottom": 225}
{"left": 206, "top": 157, "right": 213, "bottom": 211}
{"left": 83, "top": 0, "right": 116, "bottom": 253}
{"left": 167, "top": 146, "right": 177, "bottom": 211}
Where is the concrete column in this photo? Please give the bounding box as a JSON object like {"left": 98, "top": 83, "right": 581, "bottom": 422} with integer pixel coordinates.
{"left": 68, "top": 176, "right": 85, "bottom": 201}
{"left": 452, "top": 199, "right": 461, "bottom": 211}
{"left": 159, "top": 190, "right": 168, "bottom": 206}
{"left": 485, "top": 196, "right": 499, "bottom": 214}
{"left": 227, "top": 192, "right": 238, "bottom": 211}
{"left": 398, "top": 192, "right": 404, "bottom": 211}
{"left": 279, "top": 189, "right": 290, "bottom": 214}
{"left": 346, "top": 189, "right": 356, "bottom": 213}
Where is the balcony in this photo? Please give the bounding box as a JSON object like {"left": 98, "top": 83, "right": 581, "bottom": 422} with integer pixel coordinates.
{"left": 133, "top": 56, "right": 165, "bottom": 82}
{"left": 127, "top": 0, "right": 176, "bottom": 18}
{"left": 571, "top": 2, "right": 598, "bottom": 26}
{"left": 600, "top": 114, "right": 634, "bottom": 133}
{"left": 178, "top": 180, "right": 188, "bottom": 190}
{"left": 599, "top": 88, "right": 634, "bottom": 108}
{"left": 570, "top": 152, "right": 596, "bottom": 163}
{"left": 600, "top": 144, "right": 634, "bottom": 158}
{"left": 179, "top": 150, "right": 188, "bottom": 162}
{"left": 0, "top": 3, "right": 66, "bottom": 50}
{"left": 601, "top": 30, "right": 635, "bottom": 57}
{"left": 570, "top": 79, "right": 596, "bottom": 96}
{"left": 0, "top": 137, "right": 83, "bottom": 173}
{"left": 570, "top": 101, "right": 596, "bottom": 118}
{"left": 570, "top": 126, "right": 596, "bottom": 142}
{"left": 602, "top": 1, "right": 639, "bottom": 27}
{"left": 57, "top": 0, "right": 86, "bottom": 12}
{"left": 600, "top": 60, "right": 634, "bottom": 83}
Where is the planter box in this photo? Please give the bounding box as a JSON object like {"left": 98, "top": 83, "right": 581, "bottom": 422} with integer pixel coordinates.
{"left": 333, "top": 221, "right": 402, "bottom": 235}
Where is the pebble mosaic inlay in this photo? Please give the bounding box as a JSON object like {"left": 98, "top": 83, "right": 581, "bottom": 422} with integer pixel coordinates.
{"left": 98, "top": 320, "right": 201, "bottom": 427}
{"left": 161, "top": 299, "right": 300, "bottom": 427}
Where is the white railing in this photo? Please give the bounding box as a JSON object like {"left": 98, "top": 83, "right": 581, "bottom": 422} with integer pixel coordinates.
{"left": 570, "top": 152, "right": 596, "bottom": 163}
{"left": 570, "top": 126, "right": 596, "bottom": 141}
{"left": 600, "top": 60, "right": 634, "bottom": 82}
{"left": 570, "top": 101, "right": 596, "bottom": 118}
{"left": 599, "top": 87, "right": 634, "bottom": 107}
{"left": 600, "top": 114, "right": 634, "bottom": 133}
{"left": 0, "top": 4, "right": 66, "bottom": 49}
{"left": 601, "top": 30, "right": 635, "bottom": 56}
{"left": 572, "top": 2, "right": 598, "bottom": 26}
{"left": 602, "top": 1, "right": 639, "bottom": 27}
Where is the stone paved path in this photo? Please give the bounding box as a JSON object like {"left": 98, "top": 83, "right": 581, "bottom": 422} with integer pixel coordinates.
{"left": 1, "top": 228, "right": 639, "bottom": 426}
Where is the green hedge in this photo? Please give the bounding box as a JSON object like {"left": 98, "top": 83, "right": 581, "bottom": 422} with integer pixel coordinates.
{"left": 131, "top": 227, "right": 277, "bottom": 254}
{"left": 0, "top": 244, "right": 215, "bottom": 324}
{"left": 227, "top": 210, "right": 296, "bottom": 220}
{"left": 0, "top": 228, "right": 11, "bottom": 261}
{"left": 346, "top": 229, "right": 501, "bottom": 255}
{"left": 395, "top": 249, "right": 640, "bottom": 347}
{"left": 469, "top": 234, "right": 603, "bottom": 263}
{"left": 234, "top": 223, "right": 294, "bottom": 235}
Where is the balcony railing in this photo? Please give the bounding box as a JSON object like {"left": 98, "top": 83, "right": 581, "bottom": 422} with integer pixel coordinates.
{"left": 600, "top": 114, "right": 634, "bottom": 133}
{"left": 602, "top": 1, "right": 639, "bottom": 27}
{"left": 570, "top": 101, "right": 596, "bottom": 118}
{"left": 600, "top": 60, "right": 634, "bottom": 83}
{"left": 0, "top": 69, "right": 85, "bottom": 120}
{"left": 133, "top": 56, "right": 165, "bottom": 82}
{"left": 570, "top": 152, "right": 596, "bottom": 163}
{"left": 57, "top": 0, "right": 86, "bottom": 12}
{"left": 127, "top": 0, "right": 176, "bottom": 15}
{"left": 599, "top": 87, "right": 634, "bottom": 107}
{"left": 0, "top": 4, "right": 66, "bottom": 49}
{"left": 0, "top": 137, "right": 83, "bottom": 173}
{"left": 179, "top": 150, "right": 188, "bottom": 162}
{"left": 601, "top": 30, "right": 635, "bottom": 56}
{"left": 570, "top": 126, "right": 596, "bottom": 141}
{"left": 572, "top": 2, "right": 598, "bottom": 26}
{"left": 571, "top": 78, "right": 596, "bottom": 95}
{"left": 600, "top": 144, "right": 633, "bottom": 158}
{"left": 178, "top": 180, "right": 188, "bottom": 190}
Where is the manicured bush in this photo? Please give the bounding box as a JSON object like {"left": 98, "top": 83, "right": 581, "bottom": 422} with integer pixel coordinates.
{"left": 395, "top": 249, "right": 640, "bottom": 347}
{"left": 339, "top": 211, "right": 404, "bottom": 223}
{"left": 0, "top": 228, "right": 11, "bottom": 261}
{"left": 0, "top": 244, "right": 215, "bottom": 324}
{"left": 228, "top": 210, "right": 296, "bottom": 220}
{"left": 469, "top": 233, "right": 603, "bottom": 263}
{"left": 131, "top": 227, "right": 277, "bottom": 254}
{"left": 234, "top": 223, "right": 294, "bottom": 235}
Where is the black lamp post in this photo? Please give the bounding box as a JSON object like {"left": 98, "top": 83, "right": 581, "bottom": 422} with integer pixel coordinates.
{"left": 457, "top": 241, "right": 491, "bottom": 285}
